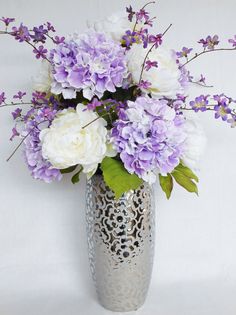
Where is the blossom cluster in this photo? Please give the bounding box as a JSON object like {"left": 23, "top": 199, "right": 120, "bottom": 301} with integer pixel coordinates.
{"left": 0, "top": 1, "right": 235, "bottom": 198}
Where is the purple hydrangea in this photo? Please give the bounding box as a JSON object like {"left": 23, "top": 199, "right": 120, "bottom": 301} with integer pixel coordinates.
{"left": 50, "top": 31, "right": 128, "bottom": 100}
{"left": 23, "top": 107, "right": 62, "bottom": 183}
{"left": 111, "top": 96, "right": 187, "bottom": 182}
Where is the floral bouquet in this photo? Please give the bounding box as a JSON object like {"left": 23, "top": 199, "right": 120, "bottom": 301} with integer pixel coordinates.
{"left": 1, "top": 2, "right": 235, "bottom": 199}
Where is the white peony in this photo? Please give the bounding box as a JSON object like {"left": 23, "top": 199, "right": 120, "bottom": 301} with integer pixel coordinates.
{"left": 181, "top": 118, "right": 207, "bottom": 170}
{"left": 33, "top": 60, "right": 52, "bottom": 92}
{"left": 126, "top": 44, "right": 184, "bottom": 99}
{"left": 40, "top": 104, "right": 110, "bottom": 176}
{"left": 88, "top": 11, "right": 143, "bottom": 42}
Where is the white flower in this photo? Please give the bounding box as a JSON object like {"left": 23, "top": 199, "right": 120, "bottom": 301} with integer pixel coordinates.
{"left": 181, "top": 118, "right": 207, "bottom": 170}
{"left": 40, "top": 104, "right": 109, "bottom": 176}
{"left": 33, "top": 60, "right": 52, "bottom": 92}
{"left": 126, "top": 44, "right": 184, "bottom": 98}
{"left": 88, "top": 11, "right": 143, "bottom": 42}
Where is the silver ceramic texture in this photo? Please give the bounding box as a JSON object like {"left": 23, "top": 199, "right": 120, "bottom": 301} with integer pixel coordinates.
{"left": 85, "top": 175, "right": 155, "bottom": 312}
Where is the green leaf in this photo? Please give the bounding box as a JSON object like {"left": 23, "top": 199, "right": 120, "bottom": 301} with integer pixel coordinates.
{"left": 172, "top": 170, "right": 198, "bottom": 195}
{"left": 101, "top": 157, "right": 143, "bottom": 199}
{"left": 159, "top": 174, "right": 173, "bottom": 199}
{"left": 71, "top": 168, "right": 83, "bottom": 184}
{"left": 175, "top": 163, "right": 199, "bottom": 183}
{"left": 60, "top": 165, "right": 77, "bottom": 174}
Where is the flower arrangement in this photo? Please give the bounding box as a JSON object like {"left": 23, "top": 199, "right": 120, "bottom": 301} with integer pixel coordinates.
{"left": 1, "top": 2, "right": 235, "bottom": 199}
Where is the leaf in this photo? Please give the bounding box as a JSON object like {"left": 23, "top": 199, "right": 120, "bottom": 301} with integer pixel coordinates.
{"left": 175, "top": 163, "right": 199, "bottom": 183}
{"left": 172, "top": 170, "right": 198, "bottom": 195}
{"left": 159, "top": 174, "right": 173, "bottom": 199}
{"left": 60, "top": 165, "right": 77, "bottom": 174}
{"left": 71, "top": 168, "right": 83, "bottom": 184}
{"left": 101, "top": 157, "right": 143, "bottom": 199}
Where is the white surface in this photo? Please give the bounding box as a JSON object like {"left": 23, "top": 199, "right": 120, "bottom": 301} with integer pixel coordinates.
{"left": 0, "top": 0, "right": 236, "bottom": 314}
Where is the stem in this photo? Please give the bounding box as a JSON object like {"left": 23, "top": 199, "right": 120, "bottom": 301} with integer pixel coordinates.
{"left": 181, "top": 47, "right": 236, "bottom": 68}
{"left": 190, "top": 81, "right": 213, "bottom": 88}
{"left": 138, "top": 23, "right": 173, "bottom": 84}
{"left": 0, "top": 102, "right": 33, "bottom": 108}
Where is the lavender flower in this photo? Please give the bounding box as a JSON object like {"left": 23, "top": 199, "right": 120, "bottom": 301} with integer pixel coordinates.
{"left": 50, "top": 31, "right": 128, "bottom": 100}
{"left": 145, "top": 60, "right": 158, "bottom": 71}
{"left": 138, "top": 80, "right": 152, "bottom": 89}
{"left": 0, "top": 92, "right": 6, "bottom": 105}
{"left": 12, "top": 24, "right": 30, "bottom": 42}
{"left": 13, "top": 91, "right": 26, "bottom": 99}
{"left": 126, "top": 5, "right": 135, "bottom": 22}
{"left": 31, "top": 25, "right": 47, "bottom": 43}
{"left": 45, "top": 22, "right": 55, "bottom": 32}
{"left": 33, "top": 45, "right": 48, "bottom": 59}
{"left": 149, "top": 34, "right": 163, "bottom": 48}
{"left": 176, "top": 47, "right": 193, "bottom": 58}
{"left": 11, "top": 108, "right": 22, "bottom": 120}
{"left": 198, "top": 35, "right": 219, "bottom": 50}
{"left": 10, "top": 127, "right": 19, "bottom": 141}
{"left": 228, "top": 35, "right": 236, "bottom": 47}
{"left": 1, "top": 17, "right": 15, "bottom": 26}
{"left": 189, "top": 95, "right": 209, "bottom": 112}
{"left": 213, "top": 97, "right": 231, "bottom": 121}
{"left": 111, "top": 96, "right": 187, "bottom": 182}
{"left": 53, "top": 36, "right": 65, "bottom": 44}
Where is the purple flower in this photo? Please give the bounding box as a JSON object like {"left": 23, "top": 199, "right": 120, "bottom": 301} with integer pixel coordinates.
{"left": 45, "top": 22, "right": 55, "bottom": 32}
{"left": 138, "top": 80, "right": 152, "bottom": 90}
{"left": 0, "top": 92, "right": 6, "bottom": 105}
{"left": 176, "top": 47, "right": 193, "bottom": 58}
{"left": 228, "top": 35, "right": 236, "bottom": 47}
{"left": 50, "top": 31, "right": 128, "bottom": 100}
{"left": 214, "top": 97, "right": 231, "bottom": 121}
{"left": 31, "top": 25, "right": 47, "bottom": 43}
{"left": 87, "top": 98, "right": 102, "bottom": 110}
{"left": 53, "top": 36, "right": 65, "bottom": 44}
{"left": 13, "top": 91, "right": 26, "bottom": 100}
{"left": 189, "top": 95, "right": 209, "bottom": 112}
{"left": 149, "top": 34, "right": 162, "bottom": 48}
{"left": 122, "top": 30, "right": 137, "bottom": 47}
{"left": 12, "top": 24, "right": 30, "bottom": 42}
{"left": 126, "top": 5, "right": 135, "bottom": 22}
{"left": 1, "top": 17, "right": 15, "bottom": 26}
{"left": 227, "top": 114, "right": 236, "bottom": 128}
{"left": 199, "top": 74, "right": 206, "bottom": 84}
{"left": 111, "top": 96, "right": 187, "bottom": 180}
{"left": 33, "top": 45, "right": 48, "bottom": 59}
{"left": 10, "top": 127, "right": 20, "bottom": 141}
{"left": 136, "top": 9, "right": 149, "bottom": 22}
{"left": 198, "top": 35, "right": 219, "bottom": 50}
{"left": 145, "top": 60, "right": 158, "bottom": 71}
{"left": 11, "top": 108, "right": 22, "bottom": 120}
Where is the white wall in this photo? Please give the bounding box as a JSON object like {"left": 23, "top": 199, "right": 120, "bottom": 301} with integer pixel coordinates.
{"left": 0, "top": 0, "right": 235, "bottom": 314}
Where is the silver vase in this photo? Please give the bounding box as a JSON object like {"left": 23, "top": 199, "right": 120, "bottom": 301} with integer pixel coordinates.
{"left": 85, "top": 175, "right": 155, "bottom": 312}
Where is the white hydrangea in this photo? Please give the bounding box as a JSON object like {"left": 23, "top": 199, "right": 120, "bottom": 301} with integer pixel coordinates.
{"left": 33, "top": 60, "right": 52, "bottom": 92}
{"left": 40, "top": 104, "right": 110, "bottom": 176}
{"left": 126, "top": 44, "right": 185, "bottom": 99}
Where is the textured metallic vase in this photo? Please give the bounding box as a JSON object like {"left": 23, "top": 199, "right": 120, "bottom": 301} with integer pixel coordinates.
{"left": 85, "top": 175, "right": 155, "bottom": 312}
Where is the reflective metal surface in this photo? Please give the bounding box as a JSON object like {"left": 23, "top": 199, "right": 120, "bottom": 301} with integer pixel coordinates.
{"left": 86, "top": 175, "right": 155, "bottom": 312}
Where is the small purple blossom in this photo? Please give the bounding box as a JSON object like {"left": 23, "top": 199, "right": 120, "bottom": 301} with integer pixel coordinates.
{"left": 126, "top": 5, "right": 135, "bottom": 22}
{"left": 87, "top": 98, "right": 102, "bottom": 110}
{"left": 176, "top": 47, "right": 193, "bottom": 58}
{"left": 31, "top": 25, "right": 47, "bottom": 43}
{"left": 199, "top": 74, "right": 206, "bottom": 84}
{"left": 228, "top": 35, "right": 236, "bottom": 47}
{"left": 136, "top": 9, "right": 149, "bottom": 22}
{"left": 149, "top": 34, "right": 163, "bottom": 48}
{"left": 138, "top": 80, "right": 152, "bottom": 90}
{"left": 0, "top": 92, "right": 6, "bottom": 105}
{"left": 145, "top": 60, "right": 158, "bottom": 71}
{"left": 11, "top": 108, "right": 22, "bottom": 120}
{"left": 10, "top": 127, "right": 20, "bottom": 141}
{"left": 1, "top": 17, "right": 15, "bottom": 26}
{"left": 122, "top": 30, "right": 137, "bottom": 47}
{"left": 198, "top": 35, "right": 219, "bottom": 50}
{"left": 189, "top": 95, "right": 209, "bottom": 112}
{"left": 12, "top": 24, "right": 30, "bottom": 42}
{"left": 53, "top": 36, "right": 65, "bottom": 44}
{"left": 45, "top": 22, "right": 55, "bottom": 32}
{"left": 33, "top": 45, "right": 48, "bottom": 59}
{"left": 13, "top": 91, "right": 26, "bottom": 100}
{"left": 214, "top": 103, "right": 231, "bottom": 121}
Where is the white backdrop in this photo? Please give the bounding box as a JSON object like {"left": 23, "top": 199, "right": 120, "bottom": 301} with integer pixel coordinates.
{"left": 0, "top": 1, "right": 236, "bottom": 314}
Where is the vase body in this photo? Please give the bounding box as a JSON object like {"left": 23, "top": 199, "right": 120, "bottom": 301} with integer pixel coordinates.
{"left": 85, "top": 175, "right": 155, "bottom": 312}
